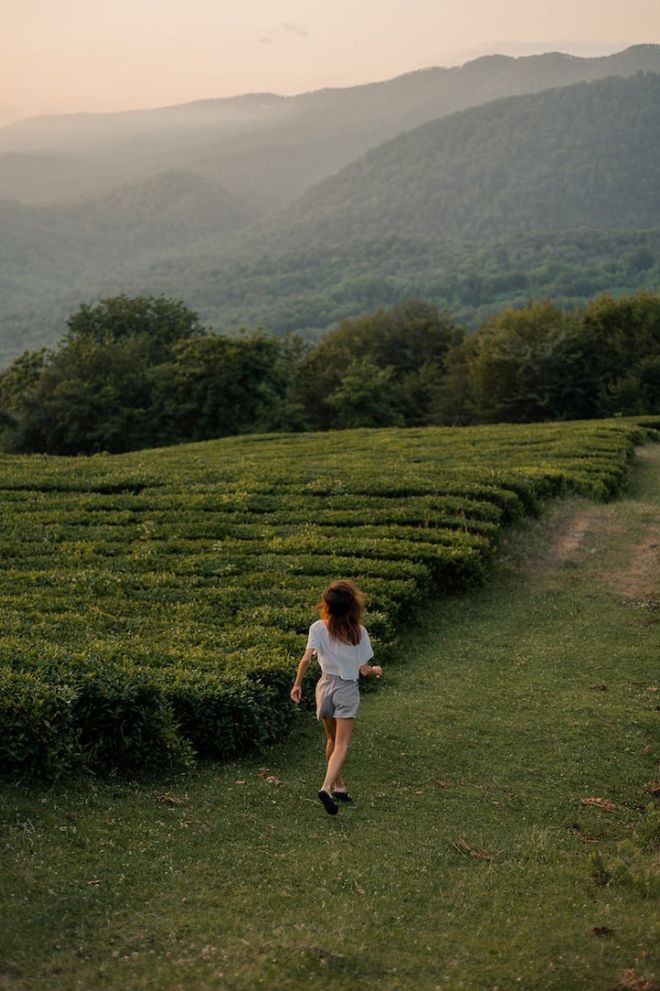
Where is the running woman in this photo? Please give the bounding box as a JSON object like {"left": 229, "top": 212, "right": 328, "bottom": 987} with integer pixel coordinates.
{"left": 290, "top": 579, "right": 382, "bottom": 815}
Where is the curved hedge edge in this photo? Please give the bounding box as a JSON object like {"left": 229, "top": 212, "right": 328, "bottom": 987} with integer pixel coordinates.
{"left": 2, "top": 422, "right": 654, "bottom": 781}
{"left": 0, "top": 669, "right": 80, "bottom": 779}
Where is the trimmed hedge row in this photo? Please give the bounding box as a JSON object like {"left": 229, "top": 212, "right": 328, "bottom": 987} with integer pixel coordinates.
{"left": 1, "top": 417, "right": 657, "bottom": 778}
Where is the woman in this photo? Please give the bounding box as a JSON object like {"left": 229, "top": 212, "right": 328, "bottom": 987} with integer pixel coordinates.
{"left": 290, "top": 579, "right": 382, "bottom": 815}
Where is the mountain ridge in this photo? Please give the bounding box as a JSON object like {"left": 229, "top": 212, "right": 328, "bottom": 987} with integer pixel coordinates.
{"left": 5, "top": 44, "right": 660, "bottom": 133}
{"left": 2, "top": 44, "right": 659, "bottom": 209}
{"left": 2, "top": 50, "right": 660, "bottom": 364}
{"left": 257, "top": 72, "right": 660, "bottom": 246}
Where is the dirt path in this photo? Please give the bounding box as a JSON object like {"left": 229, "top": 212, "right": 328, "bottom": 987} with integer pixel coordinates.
{"left": 524, "top": 444, "right": 660, "bottom": 607}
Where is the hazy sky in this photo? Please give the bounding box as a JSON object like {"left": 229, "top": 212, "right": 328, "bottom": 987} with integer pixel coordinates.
{"left": 3, "top": 0, "right": 660, "bottom": 124}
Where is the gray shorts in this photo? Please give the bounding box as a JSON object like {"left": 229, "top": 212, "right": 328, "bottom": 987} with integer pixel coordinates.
{"left": 315, "top": 672, "right": 360, "bottom": 720}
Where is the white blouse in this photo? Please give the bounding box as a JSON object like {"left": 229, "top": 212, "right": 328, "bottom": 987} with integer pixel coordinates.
{"left": 306, "top": 620, "right": 374, "bottom": 681}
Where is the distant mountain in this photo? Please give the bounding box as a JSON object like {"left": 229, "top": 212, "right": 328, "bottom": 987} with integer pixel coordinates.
{"left": 0, "top": 152, "right": 95, "bottom": 203}
{"left": 260, "top": 72, "right": 660, "bottom": 246}
{"left": 1, "top": 45, "right": 659, "bottom": 208}
{"left": 132, "top": 73, "right": 660, "bottom": 336}
{"left": 71, "top": 170, "right": 253, "bottom": 256}
{"left": 0, "top": 169, "right": 251, "bottom": 270}
{"left": 2, "top": 53, "right": 660, "bottom": 363}
{"left": 0, "top": 170, "right": 253, "bottom": 363}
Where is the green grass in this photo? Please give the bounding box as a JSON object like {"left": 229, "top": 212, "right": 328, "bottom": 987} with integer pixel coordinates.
{"left": 2, "top": 417, "right": 654, "bottom": 777}
{"left": 0, "top": 445, "right": 658, "bottom": 990}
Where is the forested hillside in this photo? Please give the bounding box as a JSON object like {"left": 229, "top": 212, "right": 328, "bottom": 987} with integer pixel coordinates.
{"left": 2, "top": 57, "right": 660, "bottom": 360}
{"left": 0, "top": 170, "right": 251, "bottom": 268}
{"left": 134, "top": 74, "right": 660, "bottom": 336}
{"left": 144, "top": 229, "right": 660, "bottom": 337}
{"left": 267, "top": 73, "right": 660, "bottom": 243}
{"left": 2, "top": 45, "right": 658, "bottom": 207}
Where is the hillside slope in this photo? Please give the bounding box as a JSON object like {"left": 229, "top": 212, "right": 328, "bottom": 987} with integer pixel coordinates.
{"left": 1, "top": 45, "right": 659, "bottom": 207}
{"left": 129, "top": 74, "right": 660, "bottom": 335}
{"left": 0, "top": 417, "right": 653, "bottom": 777}
{"left": 3, "top": 66, "right": 660, "bottom": 359}
{"left": 0, "top": 170, "right": 251, "bottom": 284}
{"left": 266, "top": 72, "right": 660, "bottom": 244}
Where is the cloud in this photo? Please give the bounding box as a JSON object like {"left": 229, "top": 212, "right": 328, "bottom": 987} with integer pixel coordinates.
{"left": 256, "top": 22, "right": 309, "bottom": 46}
{"left": 281, "top": 21, "right": 309, "bottom": 39}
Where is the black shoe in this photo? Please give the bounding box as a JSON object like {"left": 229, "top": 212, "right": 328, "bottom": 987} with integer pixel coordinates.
{"left": 332, "top": 790, "right": 353, "bottom": 802}
{"left": 318, "top": 790, "right": 339, "bottom": 815}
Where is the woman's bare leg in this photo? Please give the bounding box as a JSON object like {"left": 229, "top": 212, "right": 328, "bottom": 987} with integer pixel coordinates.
{"left": 321, "top": 717, "right": 346, "bottom": 791}
{"left": 321, "top": 718, "right": 354, "bottom": 794}
{"left": 321, "top": 716, "right": 336, "bottom": 763}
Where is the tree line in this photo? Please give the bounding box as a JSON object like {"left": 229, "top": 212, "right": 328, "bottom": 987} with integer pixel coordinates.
{"left": 1, "top": 291, "right": 658, "bottom": 455}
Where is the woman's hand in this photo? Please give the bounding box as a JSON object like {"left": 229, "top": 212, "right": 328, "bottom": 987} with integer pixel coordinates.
{"left": 291, "top": 650, "right": 312, "bottom": 704}
{"left": 371, "top": 665, "right": 383, "bottom": 679}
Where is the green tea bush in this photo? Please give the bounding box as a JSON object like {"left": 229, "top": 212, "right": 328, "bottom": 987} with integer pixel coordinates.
{"left": 0, "top": 417, "right": 657, "bottom": 778}
{"left": 0, "top": 670, "right": 79, "bottom": 777}
{"left": 70, "top": 664, "right": 194, "bottom": 771}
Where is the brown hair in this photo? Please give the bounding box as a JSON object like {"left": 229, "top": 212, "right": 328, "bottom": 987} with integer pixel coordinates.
{"left": 317, "top": 579, "right": 365, "bottom": 646}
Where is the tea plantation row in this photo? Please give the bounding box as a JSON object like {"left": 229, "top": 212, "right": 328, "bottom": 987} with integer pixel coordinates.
{"left": 1, "top": 418, "right": 657, "bottom": 778}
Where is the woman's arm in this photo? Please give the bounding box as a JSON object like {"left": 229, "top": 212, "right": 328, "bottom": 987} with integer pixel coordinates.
{"left": 359, "top": 663, "right": 383, "bottom": 679}
{"left": 290, "top": 647, "right": 314, "bottom": 703}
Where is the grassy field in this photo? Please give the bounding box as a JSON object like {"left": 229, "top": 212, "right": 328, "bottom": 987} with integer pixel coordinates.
{"left": 0, "top": 418, "right": 654, "bottom": 777}
{"left": 0, "top": 441, "right": 657, "bottom": 991}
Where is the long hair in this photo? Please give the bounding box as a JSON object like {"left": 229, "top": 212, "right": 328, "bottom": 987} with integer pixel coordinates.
{"left": 317, "top": 579, "right": 365, "bottom": 646}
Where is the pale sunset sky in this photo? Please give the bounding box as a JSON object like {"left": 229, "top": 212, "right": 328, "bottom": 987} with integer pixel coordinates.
{"left": 2, "top": 0, "right": 660, "bottom": 124}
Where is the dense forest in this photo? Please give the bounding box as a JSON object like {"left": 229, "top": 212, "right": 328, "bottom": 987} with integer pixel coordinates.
{"left": 3, "top": 45, "right": 658, "bottom": 207}
{"left": 2, "top": 67, "right": 660, "bottom": 363}
{"left": 270, "top": 74, "right": 660, "bottom": 244}
{"left": 140, "top": 228, "right": 660, "bottom": 339}
{"left": 1, "top": 292, "right": 658, "bottom": 455}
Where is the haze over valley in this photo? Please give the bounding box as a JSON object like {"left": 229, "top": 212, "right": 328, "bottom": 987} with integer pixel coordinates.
{"left": 1, "top": 44, "right": 660, "bottom": 362}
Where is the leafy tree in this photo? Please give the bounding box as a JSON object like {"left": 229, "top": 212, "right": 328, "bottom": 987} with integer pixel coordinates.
{"left": 149, "top": 332, "right": 305, "bottom": 444}
{"left": 65, "top": 294, "right": 204, "bottom": 362}
{"left": 436, "top": 292, "right": 660, "bottom": 424}
{"left": 0, "top": 295, "right": 204, "bottom": 453}
{"left": 293, "top": 299, "right": 462, "bottom": 429}
{"left": 22, "top": 334, "right": 154, "bottom": 454}
{"left": 573, "top": 293, "right": 660, "bottom": 416}
{"left": 325, "top": 360, "right": 403, "bottom": 429}
{"left": 0, "top": 349, "right": 49, "bottom": 451}
{"left": 433, "top": 334, "right": 481, "bottom": 425}
{"left": 437, "top": 301, "right": 582, "bottom": 424}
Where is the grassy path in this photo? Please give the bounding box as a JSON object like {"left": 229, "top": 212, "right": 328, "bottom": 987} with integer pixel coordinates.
{"left": 1, "top": 447, "right": 659, "bottom": 991}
